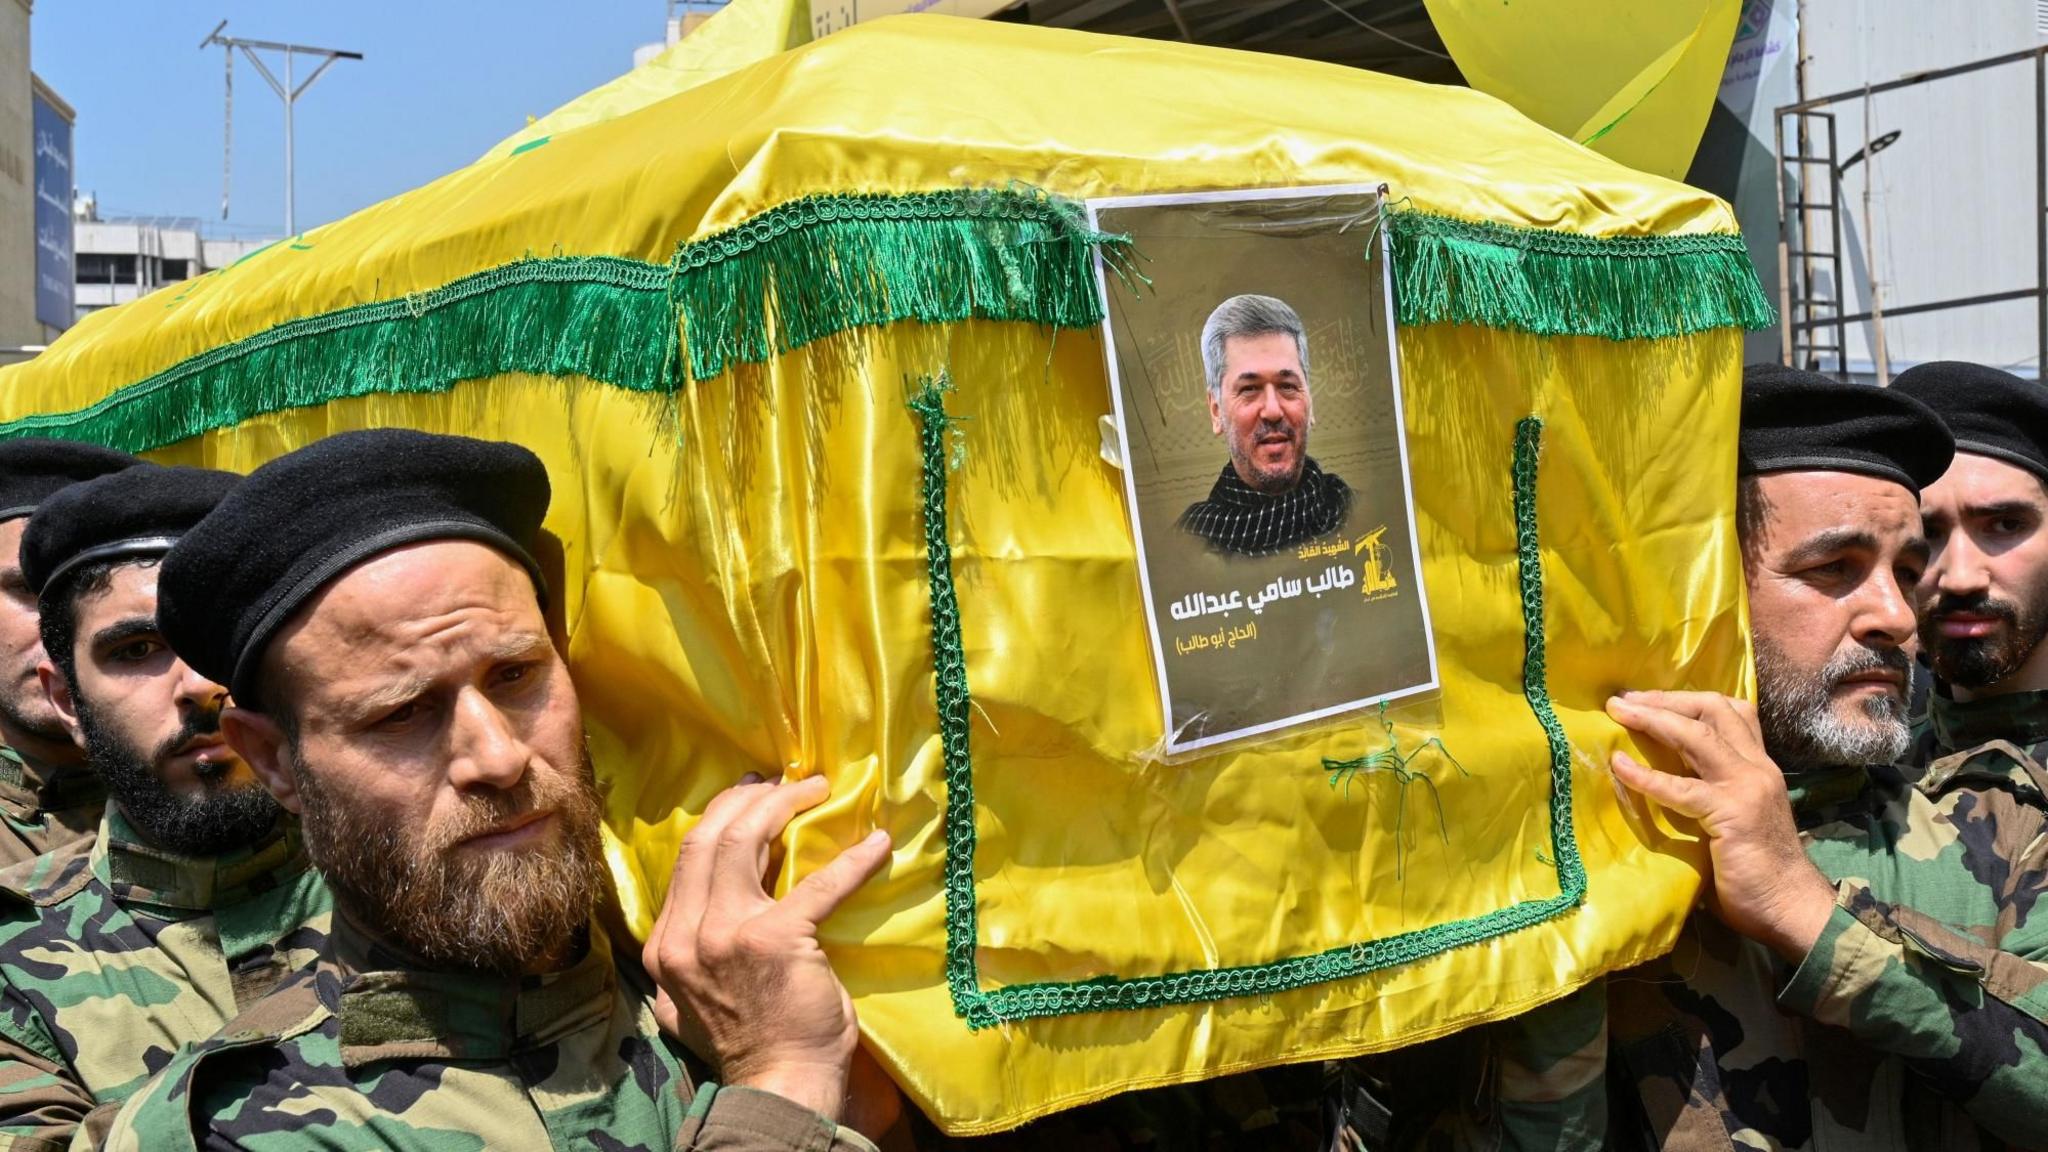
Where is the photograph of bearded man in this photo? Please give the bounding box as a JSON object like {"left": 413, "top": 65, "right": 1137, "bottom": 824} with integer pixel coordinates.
{"left": 1177, "top": 294, "right": 1353, "bottom": 556}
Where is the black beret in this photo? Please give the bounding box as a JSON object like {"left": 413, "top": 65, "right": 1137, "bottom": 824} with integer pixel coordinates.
{"left": 1890, "top": 360, "right": 2048, "bottom": 483}
{"left": 0, "top": 439, "right": 142, "bottom": 523}
{"left": 1739, "top": 363, "right": 1954, "bottom": 493}
{"left": 21, "top": 465, "right": 241, "bottom": 599}
{"left": 158, "top": 429, "right": 551, "bottom": 705}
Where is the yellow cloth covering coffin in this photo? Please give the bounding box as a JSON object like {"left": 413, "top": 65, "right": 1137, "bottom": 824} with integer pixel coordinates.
{"left": 0, "top": 17, "right": 1765, "bottom": 1133}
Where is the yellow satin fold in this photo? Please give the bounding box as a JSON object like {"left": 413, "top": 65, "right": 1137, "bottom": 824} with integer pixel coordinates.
{"left": 1424, "top": 0, "right": 1743, "bottom": 179}
{"left": 0, "top": 16, "right": 1750, "bottom": 1132}
{"left": 481, "top": 0, "right": 811, "bottom": 162}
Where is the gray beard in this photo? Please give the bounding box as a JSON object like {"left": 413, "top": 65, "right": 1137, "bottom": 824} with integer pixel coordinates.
{"left": 1754, "top": 636, "right": 1911, "bottom": 771}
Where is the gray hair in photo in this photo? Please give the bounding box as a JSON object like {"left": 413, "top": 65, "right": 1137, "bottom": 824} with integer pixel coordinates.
{"left": 1201, "top": 294, "right": 1311, "bottom": 401}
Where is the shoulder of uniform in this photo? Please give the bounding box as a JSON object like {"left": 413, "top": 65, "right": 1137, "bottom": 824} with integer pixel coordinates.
{"left": 0, "top": 833, "right": 97, "bottom": 907}
{"left": 209, "top": 962, "right": 337, "bottom": 1049}
{"left": 105, "top": 971, "right": 336, "bottom": 1148}
{"left": 114, "top": 965, "right": 341, "bottom": 1144}
{"left": 1916, "top": 738, "right": 2048, "bottom": 809}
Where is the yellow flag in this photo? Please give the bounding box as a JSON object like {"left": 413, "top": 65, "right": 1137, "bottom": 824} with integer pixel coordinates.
{"left": 1423, "top": 0, "right": 1743, "bottom": 179}
{"left": 483, "top": 0, "right": 810, "bottom": 161}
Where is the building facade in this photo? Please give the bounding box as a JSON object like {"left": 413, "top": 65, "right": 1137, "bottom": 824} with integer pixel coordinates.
{"left": 71, "top": 202, "right": 271, "bottom": 323}
{"left": 2, "top": 0, "right": 35, "bottom": 353}
{"left": 1, "top": 0, "right": 76, "bottom": 362}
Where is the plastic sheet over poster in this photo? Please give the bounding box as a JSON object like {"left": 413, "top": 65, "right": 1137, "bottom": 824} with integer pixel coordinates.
{"left": 1091, "top": 186, "right": 1437, "bottom": 754}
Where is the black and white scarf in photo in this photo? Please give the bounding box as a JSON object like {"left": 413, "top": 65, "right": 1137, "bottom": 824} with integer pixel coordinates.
{"left": 1176, "top": 458, "right": 1352, "bottom": 557}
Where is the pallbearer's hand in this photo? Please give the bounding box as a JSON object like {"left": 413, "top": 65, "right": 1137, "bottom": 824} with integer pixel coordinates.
{"left": 1606, "top": 690, "right": 1837, "bottom": 960}
{"left": 644, "top": 774, "right": 892, "bottom": 1124}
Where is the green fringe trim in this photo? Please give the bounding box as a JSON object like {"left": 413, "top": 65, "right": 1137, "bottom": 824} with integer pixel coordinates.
{"left": 1388, "top": 210, "right": 1775, "bottom": 340}
{"left": 0, "top": 189, "right": 1131, "bottom": 452}
{"left": 0, "top": 257, "right": 682, "bottom": 452}
{"left": 915, "top": 399, "right": 1586, "bottom": 1029}
{"left": 0, "top": 195, "right": 1767, "bottom": 452}
{"left": 675, "top": 190, "right": 1135, "bottom": 381}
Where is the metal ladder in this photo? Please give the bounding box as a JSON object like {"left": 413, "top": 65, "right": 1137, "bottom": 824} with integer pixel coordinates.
{"left": 1776, "top": 109, "right": 1849, "bottom": 377}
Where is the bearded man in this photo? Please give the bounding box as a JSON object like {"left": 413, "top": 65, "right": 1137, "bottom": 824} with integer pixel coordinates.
{"left": 97, "top": 430, "right": 889, "bottom": 1151}
{"left": 1176, "top": 294, "right": 1352, "bottom": 557}
{"left": 1599, "top": 365, "right": 2048, "bottom": 1148}
{"left": 1396, "top": 365, "right": 2048, "bottom": 1150}
{"left": 0, "top": 463, "right": 329, "bottom": 1150}
{"left": 0, "top": 440, "right": 138, "bottom": 866}
{"left": 1890, "top": 362, "right": 2048, "bottom": 779}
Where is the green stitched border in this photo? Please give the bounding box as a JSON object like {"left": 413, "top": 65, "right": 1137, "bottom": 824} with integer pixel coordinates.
{"left": 1387, "top": 209, "right": 1775, "bottom": 340}
{"left": 912, "top": 395, "right": 1582, "bottom": 1028}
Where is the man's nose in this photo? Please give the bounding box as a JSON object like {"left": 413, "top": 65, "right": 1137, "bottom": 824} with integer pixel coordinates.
{"left": 1858, "top": 569, "right": 1919, "bottom": 646}
{"left": 446, "top": 688, "right": 532, "bottom": 793}
{"left": 1257, "top": 384, "right": 1285, "bottom": 420}
{"left": 1932, "top": 538, "right": 1991, "bottom": 598}
{"left": 172, "top": 662, "right": 227, "bottom": 713}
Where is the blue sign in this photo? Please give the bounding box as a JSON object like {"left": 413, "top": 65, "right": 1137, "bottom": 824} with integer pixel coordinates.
{"left": 31, "top": 91, "right": 73, "bottom": 332}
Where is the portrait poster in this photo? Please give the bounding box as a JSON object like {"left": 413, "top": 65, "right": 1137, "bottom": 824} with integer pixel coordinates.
{"left": 1089, "top": 185, "right": 1437, "bottom": 753}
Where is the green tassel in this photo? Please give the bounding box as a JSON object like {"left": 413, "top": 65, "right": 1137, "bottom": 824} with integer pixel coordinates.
{"left": 672, "top": 189, "right": 1136, "bottom": 381}
{"left": 1, "top": 190, "right": 1133, "bottom": 453}
{"left": 1388, "top": 209, "right": 1776, "bottom": 340}
{"left": 1, "top": 194, "right": 1762, "bottom": 453}
{"left": 1, "top": 257, "right": 677, "bottom": 454}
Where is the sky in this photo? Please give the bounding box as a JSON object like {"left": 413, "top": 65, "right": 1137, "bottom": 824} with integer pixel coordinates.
{"left": 31, "top": 2, "right": 704, "bottom": 237}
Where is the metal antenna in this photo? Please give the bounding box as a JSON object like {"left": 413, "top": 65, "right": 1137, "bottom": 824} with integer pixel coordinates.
{"left": 200, "top": 20, "right": 362, "bottom": 236}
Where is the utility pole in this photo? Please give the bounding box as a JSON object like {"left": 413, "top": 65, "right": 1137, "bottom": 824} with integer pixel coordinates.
{"left": 200, "top": 20, "right": 362, "bottom": 236}
{"left": 1860, "top": 84, "right": 1889, "bottom": 385}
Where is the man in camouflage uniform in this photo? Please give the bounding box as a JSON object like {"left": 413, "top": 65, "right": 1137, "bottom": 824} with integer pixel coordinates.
{"left": 0, "top": 465, "right": 332, "bottom": 1152}
{"left": 97, "top": 430, "right": 891, "bottom": 1150}
{"left": 1602, "top": 365, "right": 2048, "bottom": 1148}
{"left": 1894, "top": 363, "right": 2048, "bottom": 777}
{"left": 0, "top": 441, "right": 139, "bottom": 868}
{"left": 1409, "top": 365, "right": 2048, "bottom": 1149}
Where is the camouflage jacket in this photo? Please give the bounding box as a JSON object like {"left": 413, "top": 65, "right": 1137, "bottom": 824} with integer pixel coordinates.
{"left": 0, "top": 810, "right": 330, "bottom": 1152}
{"left": 1907, "top": 681, "right": 2048, "bottom": 772}
{"left": 1403, "top": 752, "right": 2048, "bottom": 1152}
{"left": 0, "top": 744, "right": 102, "bottom": 870}
{"left": 94, "top": 912, "right": 880, "bottom": 1152}
{"left": 1601, "top": 757, "right": 2048, "bottom": 1151}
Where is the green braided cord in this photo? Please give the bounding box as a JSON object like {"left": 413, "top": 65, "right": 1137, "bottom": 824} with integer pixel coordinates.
{"left": 1387, "top": 210, "right": 1775, "bottom": 340}
{"left": 0, "top": 190, "right": 1132, "bottom": 453}
{"left": 917, "top": 408, "right": 1585, "bottom": 1029}
{"left": 1512, "top": 416, "right": 1588, "bottom": 905}
{"left": 907, "top": 375, "right": 983, "bottom": 1022}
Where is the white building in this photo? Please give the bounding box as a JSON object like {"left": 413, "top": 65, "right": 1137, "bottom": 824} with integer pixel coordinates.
{"left": 1786, "top": 2, "right": 2046, "bottom": 380}
{"left": 71, "top": 200, "right": 272, "bottom": 324}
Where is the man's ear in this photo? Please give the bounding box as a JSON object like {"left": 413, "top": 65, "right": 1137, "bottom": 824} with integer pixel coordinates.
{"left": 221, "top": 707, "right": 302, "bottom": 815}
{"left": 1208, "top": 390, "right": 1225, "bottom": 436}
{"left": 36, "top": 660, "right": 83, "bottom": 749}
